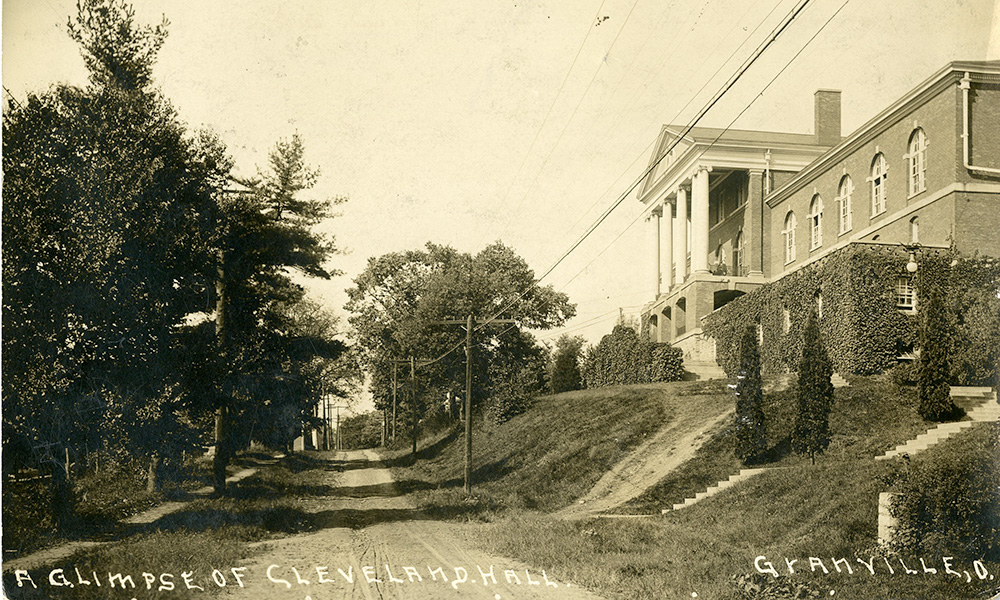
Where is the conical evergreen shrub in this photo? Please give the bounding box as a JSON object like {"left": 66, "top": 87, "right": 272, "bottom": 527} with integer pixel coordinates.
{"left": 792, "top": 311, "right": 833, "bottom": 464}
{"left": 734, "top": 325, "right": 766, "bottom": 464}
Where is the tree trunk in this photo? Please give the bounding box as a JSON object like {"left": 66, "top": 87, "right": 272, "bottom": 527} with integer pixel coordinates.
{"left": 213, "top": 405, "right": 227, "bottom": 495}
{"left": 146, "top": 452, "right": 160, "bottom": 493}
{"left": 50, "top": 459, "right": 75, "bottom": 531}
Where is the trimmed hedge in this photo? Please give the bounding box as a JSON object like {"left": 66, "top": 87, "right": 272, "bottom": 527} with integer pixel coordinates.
{"left": 581, "top": 325, "right": 684, "bottom": 388}
{"left": 704, "top": 244, "right": 1000, "bottom": 380}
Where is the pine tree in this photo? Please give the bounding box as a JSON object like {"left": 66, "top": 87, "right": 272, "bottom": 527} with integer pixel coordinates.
{"left": 733, "top": 325, "right": 766, "bottom": 464}
{"left": 918, "top": 283, "right": 955, "bottom": 421}
{"left": 792, "top": 311, "right": 834, "bottom": 464}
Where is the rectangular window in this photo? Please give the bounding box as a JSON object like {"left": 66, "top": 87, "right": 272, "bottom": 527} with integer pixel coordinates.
{"left": 896, "top": 277, "right": 916, "bottom": 312}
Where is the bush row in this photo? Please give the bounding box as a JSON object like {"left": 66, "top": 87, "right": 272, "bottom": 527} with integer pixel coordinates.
{"left": 581, "top": 325, "right": 684, "bottom": 388}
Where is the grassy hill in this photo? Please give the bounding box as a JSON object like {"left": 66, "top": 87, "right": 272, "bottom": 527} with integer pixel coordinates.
{"left": 390, "top": 376, "right": 1000, "bottom": 599}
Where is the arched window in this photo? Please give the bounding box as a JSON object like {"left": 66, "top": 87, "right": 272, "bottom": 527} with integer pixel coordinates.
{"left": 734, "top": 230, "right": 745, "bottom": 276}
{"left": 809, "top": 194, "right": 823, "bottom": 250}
{"left": 837, "top": 175, "right": 853, "bottom": 234}
{"left": 907, "top": 128, "right": 927, "bottom": 196}
{"left": 870, "top": 153, "right": 887, "bottom": 216}
{"left": 782, "top": 211, "right": 797, "bottom": 264}
{"left": 910, "top": 216, "right": 919, "bottom": 244}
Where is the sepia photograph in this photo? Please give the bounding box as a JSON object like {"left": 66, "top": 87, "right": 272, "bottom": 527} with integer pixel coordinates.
{"left": 2, "top": 0, "right": 999, "bottom": 598}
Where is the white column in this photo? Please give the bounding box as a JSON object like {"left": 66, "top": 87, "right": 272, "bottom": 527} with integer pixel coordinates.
{"left": 647, "top": 212, "right": 660, "bottom": 298}
{"left": 674, "top": 187, "right": 688, "bottom": 283}
{"left": 691, "top": 166, "right": 712, "bottom": 274}
{"left": 661, "top": 201, "right": 673, "bottom": 291}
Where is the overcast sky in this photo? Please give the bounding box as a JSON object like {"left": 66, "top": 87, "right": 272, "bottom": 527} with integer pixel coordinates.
{"left": 4, "top": 0, "right": 999, "bottom": 409}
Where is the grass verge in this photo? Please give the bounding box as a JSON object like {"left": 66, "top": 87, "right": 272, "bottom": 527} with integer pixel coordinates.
{"left": 1, "top": 452, "right": 339, "bottom": 599}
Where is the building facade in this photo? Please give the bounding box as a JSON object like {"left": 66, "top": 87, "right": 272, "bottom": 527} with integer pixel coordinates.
{"left": 639, "top": 60, "right": 1000, "bottom": 366}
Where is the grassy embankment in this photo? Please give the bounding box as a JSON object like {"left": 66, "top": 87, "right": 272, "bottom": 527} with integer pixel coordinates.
{"left": 1, "top": 453, "right": 340, "bottom": 600}
{"left": 389, "top": 376, "right": 1000, "bottom": 599}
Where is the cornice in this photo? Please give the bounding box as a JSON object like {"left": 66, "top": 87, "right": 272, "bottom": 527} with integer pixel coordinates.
{"left": 766, "top": 62, "right": 1000, "bottom": 209}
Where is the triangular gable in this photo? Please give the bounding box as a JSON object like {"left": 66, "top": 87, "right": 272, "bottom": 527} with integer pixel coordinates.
{"left": 639, "top": 126, "right": 692, "bottom": 201}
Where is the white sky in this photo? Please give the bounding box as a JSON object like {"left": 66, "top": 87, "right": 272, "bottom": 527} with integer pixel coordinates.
{"left": 4, "top": 0, "right": 998, "bottom": 411}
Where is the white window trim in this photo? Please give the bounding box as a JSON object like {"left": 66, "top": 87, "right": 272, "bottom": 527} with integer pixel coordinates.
{"left": 906, "top": 130, "right": 928, "bottom": 199}
{"left": 809, "top": 196, "right": 823, "bottom": 251}
{"left": 895, "top": 276, "right": 917, "bottom": 314}
{"left": 869, "top": 155, "right": 888, "bottom": 217}
{"left": 837, "top": 177, "right": 853, "bottom": 235}
{"left": 782, "top": 214, "right": 796, "bottom": 265}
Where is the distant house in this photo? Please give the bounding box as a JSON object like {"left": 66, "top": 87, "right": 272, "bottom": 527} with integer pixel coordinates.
{"left": 638, "top": 60, "right": 1000, "bottom": 373}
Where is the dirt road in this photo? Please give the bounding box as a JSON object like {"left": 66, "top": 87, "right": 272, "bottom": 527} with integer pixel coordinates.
{"left": 220, "top": 450, "right": 603, "bottom": 600}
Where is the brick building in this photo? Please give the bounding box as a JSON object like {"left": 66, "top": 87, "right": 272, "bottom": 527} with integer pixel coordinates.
{"left": 638, "top": 60, "right": 1000, "bottom": 367}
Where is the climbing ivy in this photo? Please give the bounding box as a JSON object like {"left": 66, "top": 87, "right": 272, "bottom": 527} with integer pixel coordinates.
{"left": 704, "top": 245, "right": 1000, "bottom": 380}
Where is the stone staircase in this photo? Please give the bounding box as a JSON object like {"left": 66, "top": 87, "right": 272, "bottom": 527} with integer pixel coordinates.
{"left": 684, "top": 361, "right": 728, "bottom": 380}
{"left": 663, "top": 467, "right": 770, "bottom": 513}
{"left": 875, "top": 387, "right": 999, "bottom": 461}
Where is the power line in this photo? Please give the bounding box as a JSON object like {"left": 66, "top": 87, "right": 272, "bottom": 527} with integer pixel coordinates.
{"left": 561, "top": 0, "right": 782, "bottom": 241}
{"left": 487, "top": 0, "right": 645, "bottom": 245}
{"left": 473, "top": 0, "right": 816, "bottom": 336}
{"left": 475, "top": 0, "right": 610, "bottom": 248}
{"left": 554, "top": 0, "right": 850, "bottom": 297}
{"left": 406, "top": 0, "right": 843, "bottom": 369}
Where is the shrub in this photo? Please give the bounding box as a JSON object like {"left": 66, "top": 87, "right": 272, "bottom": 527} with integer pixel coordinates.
{"left": 918, "top": 282, "right": 955, "bottom": 421}
{"left": 888, "top": 360, "right": 918, "bottom": 387}
{"left": 890, "top": 423, "right": 1000, "bottom": 560}
{"left": 581, "top": 325, "right": 683, "bottom": 388}
{"left": 549, "top": 334, "right": 584, "bottom": 393}
{"left": 791, "top": 311, "right": 833, "bottom": 464}
{"left": 733, "top": 325, "right": 766, "bottom": 464}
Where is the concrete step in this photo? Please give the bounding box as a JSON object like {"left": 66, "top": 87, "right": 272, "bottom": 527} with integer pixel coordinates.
{"left": 952, "top": 387, "right": 996, "bottom": 411}
{"left": 665, "top": 468, "right": 769, "bottom": 512}
{"left": 831, "top": 373, "right": 850, "bottom": 388}
{"left": 685, "top": 361, "right": 728, "bottom": 380}
{"left": 877, "top": 420, "right": 979, "bottom": 461}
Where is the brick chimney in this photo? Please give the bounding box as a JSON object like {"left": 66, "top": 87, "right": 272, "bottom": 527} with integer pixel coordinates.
{"left": 814, "top": 89, "right": 841, "bottom": 146}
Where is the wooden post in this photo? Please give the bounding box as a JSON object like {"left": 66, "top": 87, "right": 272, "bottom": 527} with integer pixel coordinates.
{"left": 391, "top": 363, "right": 398, "bottom": 443}
{"left": 464, "top": 314, "right": 473, "bottom": 496}
{"left": 410, "top": 356, "right": 417, "bottom": 459}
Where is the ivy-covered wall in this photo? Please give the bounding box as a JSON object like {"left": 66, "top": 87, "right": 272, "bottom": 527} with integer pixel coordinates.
{"left": 704, "top": 244, "right": 1000, "bottom": 379}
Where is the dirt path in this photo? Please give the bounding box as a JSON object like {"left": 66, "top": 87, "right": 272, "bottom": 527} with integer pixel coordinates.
{"left": 555, "top": 407, "right": 733, "bottom": 520}
{"left": 221, "top": 450, "right": 603, "bottom": 599}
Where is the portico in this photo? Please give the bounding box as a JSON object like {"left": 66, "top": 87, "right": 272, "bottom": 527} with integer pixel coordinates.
{"left": 638, "top": 118, "right": 836, "bottom": 359}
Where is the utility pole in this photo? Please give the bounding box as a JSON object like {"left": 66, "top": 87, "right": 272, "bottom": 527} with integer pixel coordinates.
{"left": 434, "top": 314, "right": 516, "bottom": 496}
{"left": 392, "top": 363, "right": 398, "bottom": 443}
{"left": 410, "top": 355, "right": 417, "bottom": 459}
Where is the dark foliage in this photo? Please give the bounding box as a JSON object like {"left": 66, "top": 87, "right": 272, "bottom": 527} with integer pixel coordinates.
{"left": 791, "top": 311, "right": 833, "bottom": 463}
{"left": 917, "top": 281, "right": 955, "bottom": 421}
{"left": 734, "top": 326, "right": 766, "bottom": 464}
{"left": 581, "top": 324, "right": 684, "bottom": 388}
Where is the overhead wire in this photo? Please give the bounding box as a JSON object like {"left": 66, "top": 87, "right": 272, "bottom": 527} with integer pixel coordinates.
{"left": 487, "top": 0, "right": 645, "bottom": 245}
{"left": 474, "top": 0, "right": 610, "bottom": 247}
{"left": 473, "top": 0, "right": 815, "bottom": 336}
{"left": 554, "top": 0, "right": 850, "bottom": 301}
{"left": 560, "top": 0, "right": 782, "bottom": 240}
{"left": 411, "top": 0, "right": 845, "bottom": 369}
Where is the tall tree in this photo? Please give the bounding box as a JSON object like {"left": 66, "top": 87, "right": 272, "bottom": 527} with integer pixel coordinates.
{"left": 792, "top": 311, "right": 834, "bottom": 464}
{"left": 209, "top": 133, "right": 344, "bottom": 492}
{"left": 918, "top": 283, "right": 955, "bottom": 421}
{"left": 3, "top": 0, "right": 223, "bottom": 524}
{"left": 550, "top": 335, "right": 585, "bottom": 394}
{"left": 346, "top": 242, "right": 575, "bottom": 447}
{"left": 733, "top": 325, "right": 766, "bottom": 464}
